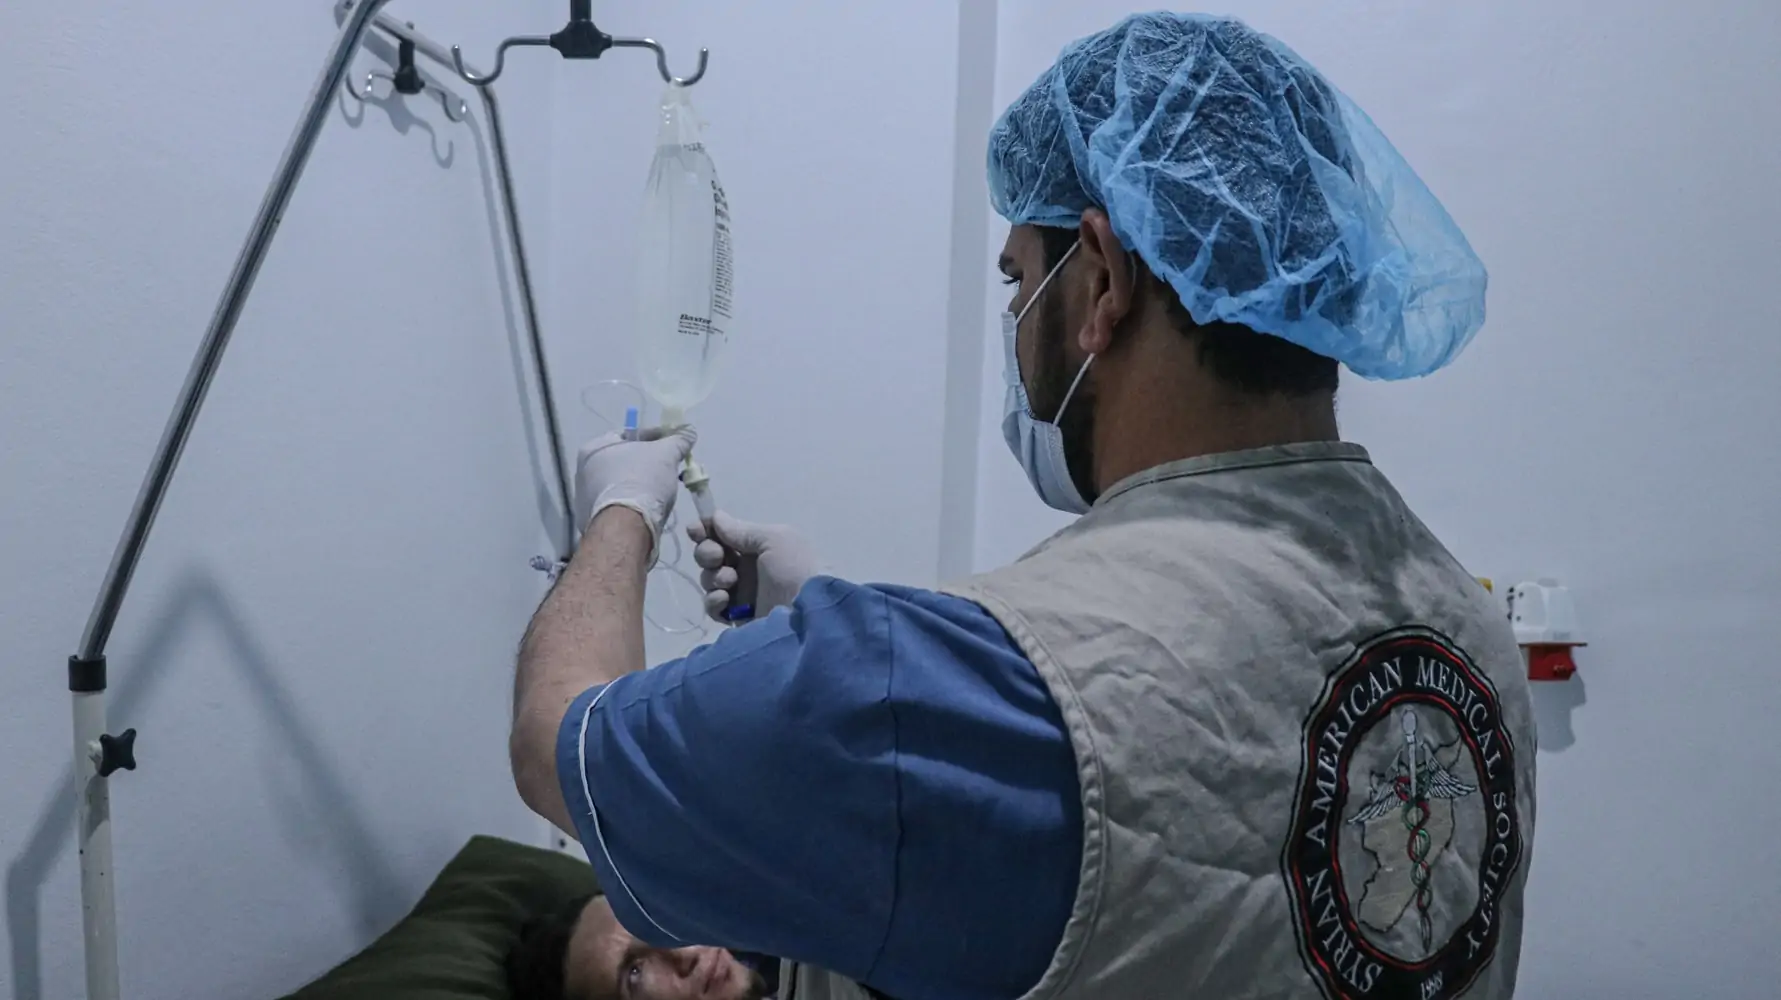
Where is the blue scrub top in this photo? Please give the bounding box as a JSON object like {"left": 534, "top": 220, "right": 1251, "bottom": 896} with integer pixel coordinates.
{"left": 555, "top": 576, "right": 1082, "bottom": 1000}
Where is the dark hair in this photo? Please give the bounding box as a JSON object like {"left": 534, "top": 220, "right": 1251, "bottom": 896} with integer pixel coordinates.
{"left": 507, "top": 892, "right": 598, "bottom": 1000}
{"left": 1037, "top": 226, "right": 1339, "bottom": 396}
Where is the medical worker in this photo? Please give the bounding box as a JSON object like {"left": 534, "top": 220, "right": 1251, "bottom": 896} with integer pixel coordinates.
{"left": 511, "top": 13, "right": 1536, "bottom": 1000}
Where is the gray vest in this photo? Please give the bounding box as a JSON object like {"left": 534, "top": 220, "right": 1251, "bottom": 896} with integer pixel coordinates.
{"left": 788, "top": 443, "right": 1537, "bottom": 1000}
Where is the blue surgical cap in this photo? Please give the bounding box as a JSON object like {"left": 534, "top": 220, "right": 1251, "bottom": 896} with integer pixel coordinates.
{"left": 988, "top": 13, "right": 1487, "bottom": 380}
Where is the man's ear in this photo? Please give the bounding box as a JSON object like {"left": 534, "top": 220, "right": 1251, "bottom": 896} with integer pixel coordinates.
{"left": 1075, "top": 209, "right": 1136, "bottom": 355}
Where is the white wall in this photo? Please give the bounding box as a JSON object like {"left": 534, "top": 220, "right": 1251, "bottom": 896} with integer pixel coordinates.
{"left": 0, "top": 2, "right": 563, "bottom": 996}
{"left": 973, "top": 2, "right": 1781, "bottom": 998}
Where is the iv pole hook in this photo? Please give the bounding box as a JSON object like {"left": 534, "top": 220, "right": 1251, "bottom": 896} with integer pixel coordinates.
{"left": 610, "top": 38, "right": 710, "bottom": 88}
{"left": 451, "top": 36, "right": 551, "bottom": 87}
{"left": 451, "top": 0, "right": 709, "bottom": 88}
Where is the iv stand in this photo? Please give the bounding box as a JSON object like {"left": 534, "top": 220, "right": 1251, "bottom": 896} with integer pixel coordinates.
{"left": 64, "top": 3, "right": 576, "bottom": 995}
{"left": 66, "top": 6, "right": 397, "bottom": 996}
{"left": 67, "top": 0, "right": 709, "bottom": 988}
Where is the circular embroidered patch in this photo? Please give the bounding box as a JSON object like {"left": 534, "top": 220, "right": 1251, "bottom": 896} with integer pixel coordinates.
{"left": 1283, "top": 627, "right": 1522, "bottom": 1000}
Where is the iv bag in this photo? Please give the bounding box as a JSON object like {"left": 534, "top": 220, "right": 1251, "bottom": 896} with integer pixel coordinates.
{"left": 634, "top": 84, "right": 734, "bottom": 422}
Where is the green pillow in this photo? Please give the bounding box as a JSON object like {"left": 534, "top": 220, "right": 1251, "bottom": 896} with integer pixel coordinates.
{"left": 282, "top": 835, "right": 600, "bottom": 1000}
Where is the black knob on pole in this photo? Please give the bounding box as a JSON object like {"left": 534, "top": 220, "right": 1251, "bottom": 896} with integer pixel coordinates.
{"left": 97, "top": 729, "right": 137, "bottom": 778}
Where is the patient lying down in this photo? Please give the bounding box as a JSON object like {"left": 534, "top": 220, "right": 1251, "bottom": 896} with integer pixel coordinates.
{"left": 507, "top": 892, "right": 773, "bottom": 1000}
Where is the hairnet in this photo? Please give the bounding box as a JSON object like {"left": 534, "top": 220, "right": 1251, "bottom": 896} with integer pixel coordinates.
{"left": 988, "top": 13, "right": 1487, "bottom": 380}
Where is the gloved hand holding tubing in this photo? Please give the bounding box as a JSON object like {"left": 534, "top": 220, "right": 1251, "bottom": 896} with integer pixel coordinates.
{"left": 572, "top": 424, "right": 697, "bottom": 563}
{"left": 687, "top": 514, "right": 823, "bottom": 623}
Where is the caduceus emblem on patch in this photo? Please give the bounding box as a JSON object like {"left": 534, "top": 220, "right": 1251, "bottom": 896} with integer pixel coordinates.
{"left": 1346, "top": 708, "right": 1479, "bottom": 954}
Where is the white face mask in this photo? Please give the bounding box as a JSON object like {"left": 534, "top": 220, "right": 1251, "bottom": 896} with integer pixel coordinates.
{"left": 1001, "top": 241, "right": 1094, "bottom": 515}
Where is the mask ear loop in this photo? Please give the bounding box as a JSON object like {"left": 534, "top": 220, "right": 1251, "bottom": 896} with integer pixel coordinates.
{"left": 1023, "top": 239, "right": 1092, "bottom": 423}
{"left": 1014, "top": 240, "right": 1080, "bottom": 328}
{"left": 1031, "top": 245, "right": 1145, "bottom": 515}
{"left": 573, "top": 381, "right": 710, "bottom": 638}
{"left": 1045, "top": 246, "right": 1143, "bottom": 424}
{"left": 1049, "top": 355, "right": 1094, "bottom": 424}
{"left": 1010, "top": 240, "right": 1083, "bottom": 425}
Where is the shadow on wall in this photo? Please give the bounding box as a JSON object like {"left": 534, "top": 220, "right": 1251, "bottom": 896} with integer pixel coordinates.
{"left": 336, "top": 9, "right": 462, "bottom": 169}
{"left": 4, "top": 569, "right": 407, "bottom": 1000}
{"left": 1530, "top": 674, "right": 1587, "bottom": 753}
{"left": 339, "top": 22, "right": 572, "bottom": 558}
{"left": 5, "top": 21, "right": 570, "bottom": 998}
{"left": 339, "top": 66, "right": 460, "bottom": 169}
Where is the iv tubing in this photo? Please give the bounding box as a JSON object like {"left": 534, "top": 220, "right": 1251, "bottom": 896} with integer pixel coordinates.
{"left": 578, "top": 382, "right": 708, "bottom": 635}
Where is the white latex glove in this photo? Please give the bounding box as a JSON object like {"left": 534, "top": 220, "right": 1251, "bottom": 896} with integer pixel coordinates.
{"left": 573, "top": 425, "right": 697, "bottom": 562}
{"left": 686, "top": 512, "right": 823, "bottom": 623}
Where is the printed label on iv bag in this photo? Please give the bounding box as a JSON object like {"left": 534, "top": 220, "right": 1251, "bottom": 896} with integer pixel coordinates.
{"left": 676, "top": 180, "right": 733, "bottom": 340}
{"left": 712, "top": 180, "right": 734, "bottom": 324}
{"left": 675, "top": 182, "right": 733, "bottom": 339}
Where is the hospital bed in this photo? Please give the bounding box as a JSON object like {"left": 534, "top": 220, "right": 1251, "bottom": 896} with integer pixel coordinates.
{"left": 57, "top": 4, "right": 706, "bottom": 997}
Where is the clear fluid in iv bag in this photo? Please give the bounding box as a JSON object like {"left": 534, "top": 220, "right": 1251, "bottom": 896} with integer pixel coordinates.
{"left": 634, "top": 84, "right": 734, "bottom": 421}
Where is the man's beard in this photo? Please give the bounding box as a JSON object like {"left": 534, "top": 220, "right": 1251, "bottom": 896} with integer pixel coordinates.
{"left": 729, "top": 958, "right": 773, "bottom": 1000}
{"left": 1031, "top": 294, "right": 1099, "bottom": 505}
{"left": 740, "top": 968, "right": 770, "bottom": 1000}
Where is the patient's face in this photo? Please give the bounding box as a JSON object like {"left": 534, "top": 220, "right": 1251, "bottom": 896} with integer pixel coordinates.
{"left": 566, "top": 896, "right": 769, "bottom": 1000}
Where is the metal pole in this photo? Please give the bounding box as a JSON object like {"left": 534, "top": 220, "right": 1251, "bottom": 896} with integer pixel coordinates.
{"left": 77, "top": 0, "right": 396, "bottom": 663}
{"left": 482, "top": 88, "right": 575, "bottom": 555}
{"left": 68, "top": 3, "right": 395, "bottom": 997}
{"left": 72, "top": 692, "right": 118, "bottom": 1000}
